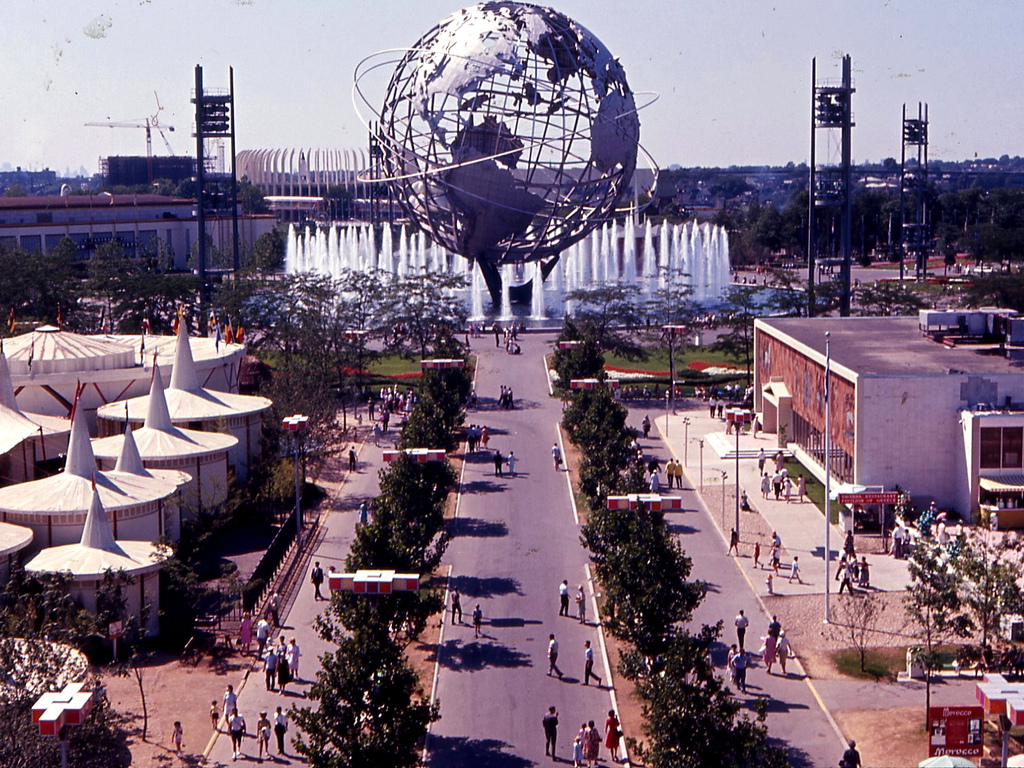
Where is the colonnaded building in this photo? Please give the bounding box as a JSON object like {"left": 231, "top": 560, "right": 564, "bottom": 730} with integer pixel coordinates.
{"left": 754, "top": 309, "right": 1024, "bottom": 527}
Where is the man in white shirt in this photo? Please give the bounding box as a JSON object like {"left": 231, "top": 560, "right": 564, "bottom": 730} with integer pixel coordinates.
{"left": 734, "top": 610, "right": 749, "bottom": 651}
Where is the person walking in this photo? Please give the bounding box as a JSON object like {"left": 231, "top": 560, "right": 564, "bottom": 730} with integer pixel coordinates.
{"left": 348, "top": 446, "right": 357, "bottom": 472}
{"left": 752, "top": 540, "right": 761, "bottom": 569}
{"left": 757, "top": 447, "right": 766, "bottom": 474}
{"left": 728, "top": 528, "right": 740, "bottom": 556}
{"left": 542, "top": 706, "right": 559, "bottom": 759}
{"left": 547, "top": 634, "right": 563, "bottom": 678}
{"left": 239, "top": 613, "right": 253, "bottom": 655}
{"left": 796, "top": 474, "right": 806, "bottom": 502}
{"left": 507, "top": 451, "right": 517, "bottom": 477}
{"left": 763, "top": 631, "right": 778, "bottom": 675}
{"left": 583, "top": 640, "right": 601, "bottom": 685}
{"left": 772, "top": 471, "right": 783, "bottom": 500}
{"left": 211, "top": 700, "right": 220, "bottom": 731}
{"left": 171, "top": 721, "right": 183, "bottom": 753}
{"left": 310, "top": 561, "right": 325, "bottom": 601}
{"left": 642, "top": 415, "right": 651, "bottom": 438}
{"left": 604, "top": 710, "right": 622, "bottom": 763}
{"left": 735, "top": 610, "right": 749, "bottom": 651}
{"left": 274, "top": 706, "right": 288, "bottom": 755}
{"left": 552, "top": 442, "right": 562, "bottom": 470}
{"left": 767, "top": 615, "right": 782, "bottom": 640}
{"left": 256, "top": 711, "right": 272, "bottom": 761}
{"left": 287, "top": 638, "right": 301, "bottom": 682}
{"left": 228, "top": 707, "right": 246, "bottom": 760}
{"left": 451, "top": 588, "right": 463, "bottom": 624}
{"left": 559, "top": 580, "right": 570, "bottom": 616}
{"left": 576, "top": 584, "right": 586, "bottom": 624}
{"left": 472, "top": 604, "right": 483, "bottom": 638}
{"left": 223, "top": 685, "right": 237, "bottom": 724}
{"left": 789, "top": 555, "right": 802, "bottom": 584}
{"left": 358, "top": 500, "right": 370, "bottom": 527}
{"left": 264, "top": 646, "right": 278, "bottom": 691}
{"left": 760, "top": 472, "right": 771, "bottom": 499}
{"left": 858, "top": 556, "right": 871, "bottom": 589}
{"left": 841, "top": 739, "right": 862, "bottom": 768}
{"left": 730, "top": 648, "right": 748, "bottom": 693}
{"left": 572, "top": 735, "right": 585, "bottom": 768}
{"left": 277, "top": 642, "right": 291, "bottom": 693}
{"left": 256, "top": 615, "right": 270, "bottom": 657}
{"left": 481, "top": 425, "right": 490, "bottom": 449}
{"left": 493, "top": 450, "right": 504, "bottom": 477}
{"left": 268, "top": 592, "right": 281, "bottom": 628}
{"left": 585, "top": 721, "right": 602, "bottom": 767}
{"left": 777, "top": 630, "right": 791, "bottom": 675}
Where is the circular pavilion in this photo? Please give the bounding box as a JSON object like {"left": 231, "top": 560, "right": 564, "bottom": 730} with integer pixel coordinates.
{"left": 25, "top": 487, "right": 165, "bottom": 636}
{"left": 0, "top": 521, "right": 33, "bottom": 583}
{"left": 0, "top": 403, "right": 183, "bottom": 553}
{"left": 0, "top": 347, "right": 70, "bottom": 484}
{"left": 92, "top": 364, "right": 237, "bottom": 513}
{"left": 97, "top": 324, "right": 269, "bottom": 480}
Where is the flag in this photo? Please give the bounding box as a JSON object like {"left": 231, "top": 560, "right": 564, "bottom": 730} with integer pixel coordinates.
{"left": 225, "top": 320, "right": 234, "bottom": 345}
{"left": 215, "top": 321, "right": 222, "bottom": 351}
{"left": 235, "top": 325, "right": 244, "bottom": 343}
{"left": 27, "top": 340, "right": 34, "bottom": 370}
{"left": 142, "top": 318, "right": 151, "bottom": 335}
{"left": 7, "top": 309, "right": 13, "bottom": 335}
{"left": 208, "top": 310, "right": 217, "bottom": 335}
{"left": 172, "top": 314, "right": 180, "bottom": 335}
{"left": 56, "top": 308, "right": 62, "bottom": 330}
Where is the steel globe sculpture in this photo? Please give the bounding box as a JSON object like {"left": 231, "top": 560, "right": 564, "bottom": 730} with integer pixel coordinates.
{"left": 365, "top": 2, "right": 645, "bottom": 303}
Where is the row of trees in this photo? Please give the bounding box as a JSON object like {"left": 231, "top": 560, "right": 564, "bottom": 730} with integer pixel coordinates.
{"left": 558, "top": 323, "right": 788, "bottom": 768}
{"left": 293, "top": 358, "right": 471, "bottom": 768}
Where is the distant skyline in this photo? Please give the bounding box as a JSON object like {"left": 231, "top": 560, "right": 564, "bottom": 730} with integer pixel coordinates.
{"left": 3, "top": 0, "right": 1022, "bottom": 177}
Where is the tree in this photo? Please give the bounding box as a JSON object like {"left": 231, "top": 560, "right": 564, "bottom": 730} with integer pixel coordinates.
{"left": 710, "top": 285, "right": 760, "bottom": 380}
{"left": 292, "top": 623, "right": 439, "bottom": 768}
{"left": 904, "top": 537, "right": 974, "bottom": 728}
{"left": 0, "top": 695, "right": 130, "bottom": 768}
{"left": 247, "top": 228, "right": 286, "bottom": 274}
{"left": 622, "top": 629, "right": 789, "bottom": 768}
{"left": 854, "top": 280, "right": 927, "bottom": 317}
{"left": 381, "top": 272, "right": 468, "bottom": 359}
{"left": 954, "top": 531, "right": 1024, "bottom": 648}
{"left": 551, "top": 318, "right": 605, "bottom": 393}
{"left": 829, "top": 592, "right": 886, "bottom": 673}
{"left": 564, "top": 283, "right": 644, "bottom": 359}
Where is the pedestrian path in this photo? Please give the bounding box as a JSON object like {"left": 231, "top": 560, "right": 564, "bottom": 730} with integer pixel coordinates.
{"left": 204, "top": 431, "right": 386, "bottom": 765}
{"left": 654, "top": 402, "right": 910, "bottom": 597}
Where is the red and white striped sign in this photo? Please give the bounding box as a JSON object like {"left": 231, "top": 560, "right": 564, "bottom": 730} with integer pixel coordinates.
{"left": 382, "top": 448, "right": 446, "bottom": 463}
{"left": 282, "top": 415, "right": 308, "bottom": 431}
{"left": 558, "top": 340, "right": 583, "bottom": 349}
{"left": 33, "top": 682, "right": 94, "bottom": 736}
{"left": 607, "top": 494, "right": 684, "bottom": 512}
{"left": 570, "top": 378, "right": 620, "bottom": 390}
{"left": 329, "top": 569, "right": 420, "bottom": 595}
{"left": 421, "top": 358, "right": 465, "bottom": 370}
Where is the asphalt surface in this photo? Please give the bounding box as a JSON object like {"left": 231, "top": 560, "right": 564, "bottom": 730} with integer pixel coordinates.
{"left": 426, "top": 338, "right": 618, "bottom": 767}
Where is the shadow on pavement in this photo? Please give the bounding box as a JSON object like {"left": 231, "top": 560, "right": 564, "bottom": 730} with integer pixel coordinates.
{"left": 438, "top": 639, "right": 532, "bottom": 671}
{"left": 427, "top": 735, "right": 533, "bottom": 768}
{"left": 453, "top": 517, "right": 509, "bottom": 537}
{"left": 667, "top": 521, "right": 700, "bottom": 535}
{"left": 777, "top": 742, "right": 816, "bottom": 768}
{"left": 488, "top": 617, "right": 542, "bottom": 628}
{"left": 451, "top": 575, "right": 522, "bottom": 598}
{"left": 461, "top": 479, "right": 507, "bottom": 495}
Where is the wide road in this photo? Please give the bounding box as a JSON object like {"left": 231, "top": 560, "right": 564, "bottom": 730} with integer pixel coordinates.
{"left": 427, "top": 334, "right": 618, "bottom": 767}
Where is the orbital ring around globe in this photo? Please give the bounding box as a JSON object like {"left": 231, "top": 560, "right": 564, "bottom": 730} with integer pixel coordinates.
{"left": 352, "top": 49, "right": 659, "bottom": 204}
{"left": 349, "top": 2, "right": 657, "bottom": 301}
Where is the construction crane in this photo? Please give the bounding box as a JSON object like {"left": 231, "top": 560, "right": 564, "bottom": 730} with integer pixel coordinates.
{"left": 86, "top": 92, "right": 176, "bottom": 181}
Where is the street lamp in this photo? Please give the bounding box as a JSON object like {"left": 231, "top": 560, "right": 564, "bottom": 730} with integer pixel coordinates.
{"left": 735, "top": 412, "right": 741, "bottom": 536}
{"left": 665, "top": 391, "right": 671, "bottom": 436}
{"left": 682, "top": 417, "right": 690, "bottom": 465}
{"left": 283, "top": 414, "right": 308, "bottom": 540}
{"left": 719, "top": 470, "right": 728, "bottom": 529}
{"left": 663, "top": 324, "right": 687, "bottom": 414}
{"left": 698, "top": 438, "right": 705, "bottom": 489}
{"left": 824, "top": 331, "right": 832, "bottom": 625}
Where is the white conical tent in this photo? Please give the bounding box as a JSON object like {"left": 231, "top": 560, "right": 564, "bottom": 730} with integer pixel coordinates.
{"left": 0, "top": 348, "right": 70, "bottom": 481}
{"left": 96, "top": 324, "right": 269, "bottom": 480}
{"left": 113, "top": 423, "right": 191, "bottom": 542}
{"left": 91, "top": 365, "right": 236, "bottom": 511}
{"left": 25, "top": 487, "right": 165, "bottom": 636}
{"left": 0, "top": 403, "right": 181, "bottom": 552}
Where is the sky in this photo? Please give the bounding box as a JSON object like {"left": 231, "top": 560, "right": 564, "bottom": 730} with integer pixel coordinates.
{"left": 3, "top": 0, "right": 1023, "bottom": 177}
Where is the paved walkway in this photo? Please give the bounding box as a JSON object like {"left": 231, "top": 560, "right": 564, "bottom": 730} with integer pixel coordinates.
{"left": 653, "top": 402, "right": 911, "bottom": 596}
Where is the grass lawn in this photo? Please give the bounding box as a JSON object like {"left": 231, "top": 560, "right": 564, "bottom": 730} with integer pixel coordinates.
{"left": 366, "top": 354, "right": 423, "bottom": 377}
{"left": 832, "top": 646, "right": 960, "bottom": 682}
{"left": 603, "top": 346, "right": 743, "bottom": 374}
{"left": 790, "top": 456, "right": 843, "bottom": 524}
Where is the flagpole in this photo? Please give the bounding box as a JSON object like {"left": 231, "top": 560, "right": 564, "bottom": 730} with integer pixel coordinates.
{"left": 824, "top": 331, "right": 832, "bottom": 625}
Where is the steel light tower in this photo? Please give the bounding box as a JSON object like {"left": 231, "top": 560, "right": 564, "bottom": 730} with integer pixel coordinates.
{"left": 808, "top": 55, "right": 855, "bottom": 317}
{"left": 900, "top": 103, "right": 929, "bottom": 280}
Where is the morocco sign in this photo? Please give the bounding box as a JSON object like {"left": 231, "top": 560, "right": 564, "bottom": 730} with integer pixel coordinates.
{"left": 928, "top": 705, "right": 983, "bottom": 758}
{"left": 837, "top": 492, "right": 902, "bottom": 505}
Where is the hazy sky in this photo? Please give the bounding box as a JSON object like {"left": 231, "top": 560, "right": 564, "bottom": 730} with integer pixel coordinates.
{"left": 3, "top": 0, "right": 1022, "bottom": 176}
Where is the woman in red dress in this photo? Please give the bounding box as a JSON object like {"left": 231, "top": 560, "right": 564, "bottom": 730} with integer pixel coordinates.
{"left": 604, "top": 710, "right": 622, "bottom": 763}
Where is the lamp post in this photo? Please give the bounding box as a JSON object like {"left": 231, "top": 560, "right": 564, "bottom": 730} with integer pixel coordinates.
{"left": 283, "top": 415, "right": 308, "bottom": 541}
{"left": 698, "top": 438, "right": 705, "bottom": 489}
{"left": 665, "top": 391, "right": 671, "bottom": 436}
{"left": 735, "top": 413, "right": 741, "bottom": 535}
{"left": 720, "top": 470, "right": 728, "bottom": 529}
{"left": 682, "top": 417, "right": 690, "bottom": 465}
{"left": 824, "top": 331, "right": 832, "bottom": 625}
